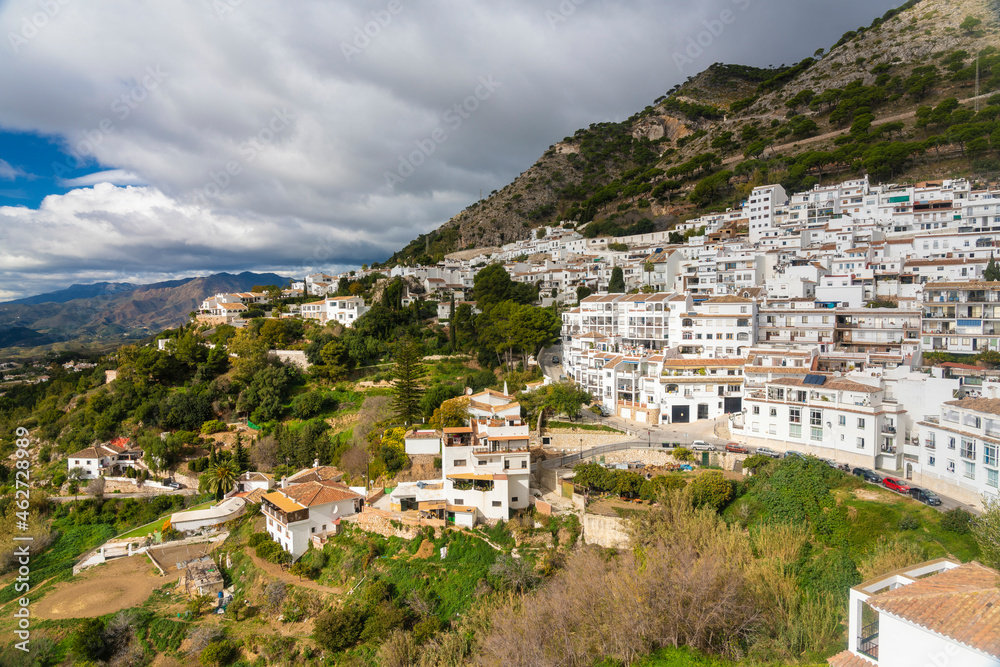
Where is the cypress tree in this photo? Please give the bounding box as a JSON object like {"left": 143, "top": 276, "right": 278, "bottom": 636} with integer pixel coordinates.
{"left": 448, "top": 293, "right": 457, "bottom": 353}
{"left": 987, "top": 254, "right": 999, "bottom": 281}
{"left": 608, "top": 267, "right": 626, "bottom": 293}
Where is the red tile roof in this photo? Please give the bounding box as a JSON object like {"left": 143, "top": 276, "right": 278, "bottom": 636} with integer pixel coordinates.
{"left": 826, "top": 650, "right": 876, "bottom": 667}
{"left": 867, "top": 562, "right": 1000, "bottom": 657}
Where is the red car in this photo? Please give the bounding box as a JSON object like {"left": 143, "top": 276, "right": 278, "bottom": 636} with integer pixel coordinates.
{"left": 882, "top": 477, "right": 910, "bottom": 493}
{"left": 725, "top": 442, "right": 749, "bottom": 454}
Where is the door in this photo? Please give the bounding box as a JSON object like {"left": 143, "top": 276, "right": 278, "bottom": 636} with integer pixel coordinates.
{"left": 906, "top": 463, "right": 913, "bottom": 481}
{"left": 697, "top": 404, "right": 709, "bottom": 420}
{"left": 724, "top": 397, "right": 742, "bottom": 414}
{"left": 672, "top": 405, "right": 690, "bottom": 423}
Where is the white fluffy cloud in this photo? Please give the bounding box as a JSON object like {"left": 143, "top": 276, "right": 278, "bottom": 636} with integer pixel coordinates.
{"left": 0, "top": 0, "right": 901, "bottom": 298}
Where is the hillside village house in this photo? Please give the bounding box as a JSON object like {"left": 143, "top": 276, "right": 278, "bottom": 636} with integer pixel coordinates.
{"left": 828, "top": 558, "right": 1000, "bottom": 667}
{"left": 67, "top": 438, "right": 140, "bottom": 479}
{"left": 262, "top": 478, "right": 362, "bottom": 559}
{"left": 915, "top": 396, "right": 1000, "bottom": 504}
{"left": 300, "top": 296, "right": 369, "bottom": 326}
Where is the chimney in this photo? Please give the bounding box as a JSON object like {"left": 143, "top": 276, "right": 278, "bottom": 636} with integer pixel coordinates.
{"left": 281, "top": 477, "right": 287, "bottom": 489}
{"left": 313, "top": 458, "right": 319, "bottom": 468}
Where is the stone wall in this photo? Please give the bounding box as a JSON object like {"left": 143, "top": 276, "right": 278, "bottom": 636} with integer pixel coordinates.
{"left": 583, "top": 514, "right": 629, "bottom": 549}
{"left": 599, "top": 448, "right": 745, "bottom": 472}
{"left": 542, "top": 430, "right": 633, "bottom": 451}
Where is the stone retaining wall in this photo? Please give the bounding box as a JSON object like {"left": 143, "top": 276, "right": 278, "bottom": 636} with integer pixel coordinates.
{"left": 543, "top": 431, "right": 633, "bottom": 450}
{"left": 583, "top": 514, "right": 629, "bottom": 549}
{"left": 598, "top": 449, "right": 746, "bottom": 472}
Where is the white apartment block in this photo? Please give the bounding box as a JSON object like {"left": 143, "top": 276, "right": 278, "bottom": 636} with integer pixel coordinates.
{"left": 747, "top": 184, "right": 788, "bottom": 244}
{"left": 922, "top": 281, "right": 1000, "bottom": 353}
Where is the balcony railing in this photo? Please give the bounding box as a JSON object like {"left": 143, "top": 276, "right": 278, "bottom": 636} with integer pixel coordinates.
{"left": 859, "top": 621, "right": 879, "bottom": 660}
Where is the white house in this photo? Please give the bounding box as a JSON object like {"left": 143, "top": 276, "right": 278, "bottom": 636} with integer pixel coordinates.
{"left": 829, "top": 558, "right": 1000, "bottom": 667}
{"left": 170, "top": 497, "right": 247, "bottom": 535}
{"left": 262, "top": 479, "right": 363, "bottom": 560}
{"left": 405, "top": 429, "right": 442, "bottom": 456}
{"left": 67, "top": 439, "right": 139, "bottom": 480}
{"left": 300, "top": 296, "right": 369, "bottom": 326}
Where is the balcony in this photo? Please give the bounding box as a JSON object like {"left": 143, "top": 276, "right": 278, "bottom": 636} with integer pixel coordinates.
{"left": 881, "top": 425, "right": 897, "bottom": 435}
{"left": 858, "top": 620, "right": 879, "bottom": 660}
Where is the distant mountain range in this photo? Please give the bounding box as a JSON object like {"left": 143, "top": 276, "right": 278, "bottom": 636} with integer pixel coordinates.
{"left": 0, "top": 271, "right": 290, "bottom": 356}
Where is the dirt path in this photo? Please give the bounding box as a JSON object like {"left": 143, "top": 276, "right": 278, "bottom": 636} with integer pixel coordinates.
{"left": 32, "top": 555, "right": 177, "bottom": 619}
{"left": 244, "top": 549, "right": 343, "bottom": 595}
{"left": 721, "top": 91, "right": 995, "bottom": 166}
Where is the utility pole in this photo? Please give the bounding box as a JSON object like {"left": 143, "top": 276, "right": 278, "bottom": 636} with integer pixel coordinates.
{"left": 976, "top": 53, "right": 981, "bottom": 113}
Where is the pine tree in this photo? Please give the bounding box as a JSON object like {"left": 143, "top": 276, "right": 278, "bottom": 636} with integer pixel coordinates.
{"left": 391, "top": 337, "right": 426, "bottom": 425}
{"left": 448, "top": 293, "right": 457, "bottom": 353}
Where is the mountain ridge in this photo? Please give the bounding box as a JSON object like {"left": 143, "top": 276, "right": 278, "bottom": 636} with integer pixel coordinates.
{"left": 384, "top": 0, "right": 1000, "bottom": 267}
{"left": 0, "top": 271, "right": 290, "bottom": 356}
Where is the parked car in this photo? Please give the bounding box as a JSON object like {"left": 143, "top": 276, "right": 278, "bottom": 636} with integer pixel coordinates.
{"left": 908, "top": 486, "right": 942, "bottom": 506}
{"left": 725, "top": 442, "right": 749, "bottom": 454}
{"left": 882, "top": 477, "right": 911, "bottom": 493}
{"left": 784, "top": 450, "right": 805, "bottom": 459}
{"left": 852, "top": 467, "right": 883, "bottom": 484}
{"left": 165, "top": 480, "right": 182, "bottom": 489}
{"left": 551, "top": 356, "right": 560, "bottom": 365}
{"left": 753, "top": 446, "right": 780, "bottom": 458}
{"left": 690, "top": 440, "right": 715, "bottom": 451}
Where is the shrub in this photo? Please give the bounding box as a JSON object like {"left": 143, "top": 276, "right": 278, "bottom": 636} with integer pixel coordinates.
{"left": 313, "top": 605, "right": 367, "bottom": 651}
{"left": 672, "top": 447, "right": 693, "bottom": 462}
{"left": 199, "top": 639, "right": 237, "bottom": 667}
{"left": 688, "top": 471, "right": 734, "bottom": 511}
{"left": 940, "top": 508, "right": 973, "bottom": 534}
{"left": 291, "top": 392, "right": 335, "bottom": 420}
{"left": 897, "top": 514, "right": 919, "bottom": 531}
{"left": 248, "top": 532, "right": 271, "bottom": 548}
{"left": 200, "top": 420, "right": 228, "bottom": 435}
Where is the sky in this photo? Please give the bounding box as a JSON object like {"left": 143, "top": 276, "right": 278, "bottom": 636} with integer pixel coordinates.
{"left": 0, "top": 0, "right": 905, "bottom": 301}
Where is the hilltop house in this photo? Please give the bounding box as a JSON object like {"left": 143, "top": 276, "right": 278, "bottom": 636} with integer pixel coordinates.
{"left": 300, "top": 296, "right": 369, "bottom": 326}
{"left": 828, "top": 558, "right": 1000, "bottom": 667}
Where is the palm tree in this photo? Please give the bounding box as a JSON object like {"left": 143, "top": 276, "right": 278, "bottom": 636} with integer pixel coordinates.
{"left": 643, "top": 261, "right": 655, "bottom": 288}
{"left": 205, "top": 461, "right": 239, "bottom": 499}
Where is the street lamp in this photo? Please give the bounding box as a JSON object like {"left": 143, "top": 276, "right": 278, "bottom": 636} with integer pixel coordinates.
{"left": 579, "top": 437, "right": 583, "bottom": 462}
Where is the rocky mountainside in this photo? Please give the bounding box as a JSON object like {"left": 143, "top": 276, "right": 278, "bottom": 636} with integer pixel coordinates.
{"left": 385, "top": 0, "right": 1000, "bottom": 266}
{"left": 0, "top": 271, "right": 289, "bottom": 356}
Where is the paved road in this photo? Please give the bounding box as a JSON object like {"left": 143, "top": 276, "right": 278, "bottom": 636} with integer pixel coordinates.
{"left": 539, "top": 342, "right": 563, "bottom": 382}
{"left": 49, "top": 489, "right": 197, "bottom": 502}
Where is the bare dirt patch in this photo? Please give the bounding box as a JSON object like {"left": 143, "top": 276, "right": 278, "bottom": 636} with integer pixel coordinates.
{"left": 34, "top": 555, "right": 177, "bottom": 619}
{"left": 413, "top": 539, "right": 434, "bottom": 559}
{"left": 853, "top": 487, "right": 889, "bottom": 502}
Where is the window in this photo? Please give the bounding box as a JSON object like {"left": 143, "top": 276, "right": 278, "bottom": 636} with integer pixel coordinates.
{"left": 789, "top": 407, "right": 801, "bottom": 424}
{"left": 311, "top": 527, "right": 315, "bottom": 533}
{"left": 521, "top": 460, "right": 527, "bottom": 468}
{"left": 985, "top": 444, "right": 998, "bottom": 467}
{"left": 988, "top": 468, "right": 999, "bottom": 488}
{"left": 928, "top": 455, "right": 936, "bottom": 466}
{"left": 838, "top": 415, "right": 846, "bottom": 426}
{"left": 961, "top": 439, "right": 976, "bottom": 460}
{"left": 948, "top": 437, "right": 956, "bottom": 450}
{"left": 789, "top": 424, "right": 802, "bottom": 438}
{"left": 511, "top": 497, "right": 518, "bottom": 502}
{"left": 857, "top": 418, "right": 865, "bottom": 429}
{"left": 453, "top": 499, "right": 464, "bottom": 505}
{"left": 947, "top": 461, "right": 955, "bottom": 473}
{"left": 752, "top": 406, "right": 760, "bottom": 415}
{"left": 964, "top": 461, "right": 976, "bottom": 480}
{"left": 770, "top": 408, "right": 777, "bottom": 417}
{"left": 454, "top": 459, "right": 467, "bottom": 467}
{"left": 857, "top": 437, "right": 865, "bottom": 449}
{"left": 810, "top": 410, "right": 822, "bottom": 426}
{"left": 478, "top": 460, "right": 486, "bottom": 466}
{"left": 811, "top": 427, "right": 823, "bottom": 441}
{"left": 492, "top": 501, "right": 502, "bottom": 507}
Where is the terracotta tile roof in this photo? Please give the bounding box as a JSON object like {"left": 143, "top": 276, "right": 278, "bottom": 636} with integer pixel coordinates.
{"left": 280, "top": 480, "right": 361, "bottom": 507}
{"left": 68, "top": 446, "right": 101, "bottom": 459}
{"left": 287, "top": 466, "right": 344, "bottom": 484}
{"left": 662, "top": 358, "right": 745, "bottom": 367}
{"left": 701, "top": 295, "right": 753, "bottom": 304}
{"left": 944, "top": 397, "right": 1000, "bottom": 417}
{"left": 826, "top": 650, "right": 875, "bottom": 667}
{"left": 867, "top": 562, "right": 1000, "bottom": 658}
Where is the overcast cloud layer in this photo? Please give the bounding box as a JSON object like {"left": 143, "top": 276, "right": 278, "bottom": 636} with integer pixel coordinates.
{"left": 0, "top": 0, "right": 903, "bottom": 300}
